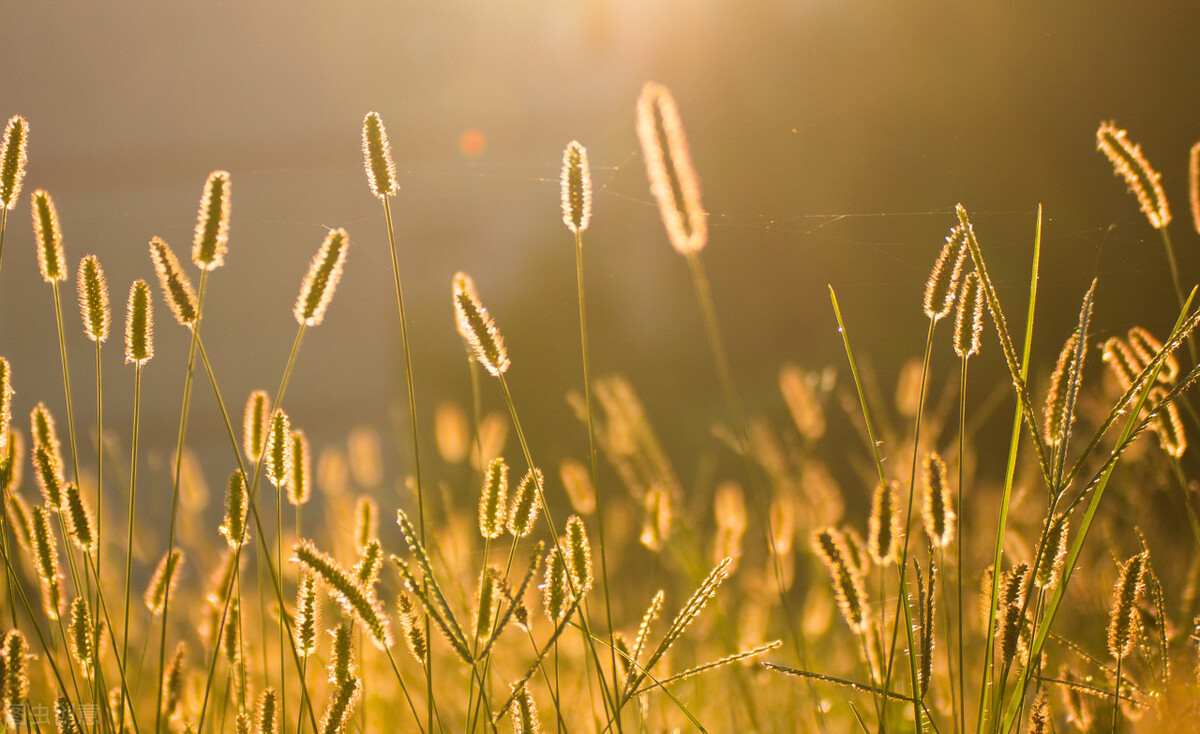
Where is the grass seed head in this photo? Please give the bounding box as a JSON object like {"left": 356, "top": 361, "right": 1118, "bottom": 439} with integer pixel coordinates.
{"left": 256, "top": 688, "right": 278, "bottom": 734}
{"left": 68, "top": 596, "right": 100, "bottom": 679}
{"left": 1034, "top": 513, "right": 1069, "bottom": 588}
{"left": 453, "top": 271, "right": 510, "bottom": 376}
{"left": 922, "top": 452, "right": 955, "bottom": 548}
{"left": 868, "top": 479, "right": 899, "bottom": 565}
{"left": 812, "top": 528, "right": 868, "bottom": 634}
{"left": 77, "top": 255, "right": 110, "bottom": 342}
{"left": 329, "top": 623, "right": 355, "bottom": 685}
{"left": 288, "top": 429, "right": 311, "bottom": 505}
{"left": 479, "top": 456, "right": 509, "bottom": 539}
{"left": 1127, "top": 326, "right": 1178, "bottom": 384}
{"left": 362, "top": 112, "right": 398, "bottom": 199}
{"left": 347, "top": 426, "right": 382, "bottom": 488}
{"left": 542, "top": 546, "right": 569, "bottom": 622}
{"left": 509, "top": 681, "right": 543, "bottom": 734}
{"left": 474, "top": 565, "right": 501, "bottom": 641}
{"left": 561, "top": 140, "right": 592, "bottom": 234}
{"left": 1043, "top": 333, "right": 1080, "bottom": 447}
{"left": 636, "top": 81, "right": 707, "bottom": 254}
{"left": 242, "top": 390, "right": 270, "bottom": 463}
{"left": 193, "top": 170, "right": 231, "bottom": 270}
{"left": 923, "top": 223, "right": 968, "bottom": 321}
{"left": 319, "top": 677, "right": 361, "bottom": 734}
{"left": 565, "top": 515, "right": 594, "bottom": 594}
{"left": 30, "top": 505, "right": 63, "bottom": 619}
{"left": 779, "top": 364, "right": 826, "bottom": 440}
{"left": 31, "top": 190, "right": 66, "bottom": 282}
{"left": 63, "top": 482, "right": 95, "bottom": 551}
{"left": 2, "top": 630, "right": 28, "bottom": 727}
{"left": 294, "top": 570, "right": 319, "bottom": 657}
{"left": 1108, "top": 551, "right": 1147, "bottom": 660}
{"left": 55, "top": 695, "right": 80, "bottom": 734}
{"left": 149, "top": 237, "right": 198, "bottom": 326}
{"left": 294, "top": 540, "right": 393, "bottom": 650}
{"left": 397, "top": 593, "right": 427, "bottom": 664}
{"left": 124, "top": 280, "right": 154, "bottom": 364}
{"left": 640, "top": 483, "right": 673, "bottom": 551}
{"left": 1149, "top": 386, "right": 1187, "bottom": 457}
{"left": 559, "top": 457, "right": 596, "bottom": 515}
{"left": 295, "top": 227, "right": 349, "bottom": 327}
{"left": 33, "top": 442, "right": 65, "bottom": 510}
{"left": 355, "top": 538, "right": 382, "bottom": 589}
{"left": 1097, "top": 121, "right": 1171, "bottom": 229}
{"left": 1101, "top": 336, "right": 1140, "bottom": 393}
{"left": 265, "top": 408, "right": 292, "bottom": 489}
{"left": 220, "top": 471, "right": 249, "bottom": 548}
{"left": 355, "top": 496, "right": 377, "bottom": 550}
{"left": 435, "top": 401, "right": 470, "bottom": 464}
{"left": 954, "top": 270, "right": 983, "bottom": 358}
{"left": 0, "top": 115, "right": 29, "bottom": 210}
{"left": 1191, "top": 140, "right": 1200, "bottom": 235}
{"left": 145, "top": 548, "right": 183, "bottom": 615}
{"left": 162, "top": 642, "right": 187, "bottom": 721}
{"left": 507, "top": 467, "right": 543, "bottom": 538}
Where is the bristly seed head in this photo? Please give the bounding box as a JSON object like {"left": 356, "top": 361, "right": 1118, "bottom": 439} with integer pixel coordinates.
{"left": 77, "top": 255, "right": 110, "bottom": 342}
{"left": 812, "top": 528, "right": 868, "bottom": 634}
{"left": 220, "top": 471, "right": 249, "bottom": 548}
{"left": 1107, "top": 551, "right": 1147, "bottom": 660}
{"left": 0, "top": 115, "right": 29, "bottom": 210}
{"left": 453, "top": 271, "right": 510, "bottom": 377}
{"left": 507, "top": 467, "right": 543, "bottom": 538}
{"left": 295, "top": 228, "right": 349, "bottom": 327}
{"left": 1034, "top": 513, "right": 1069, "bottom": 588}
{"left": 145, "top": 548, "right": 183, "bottom": 615}
{"left": 1043, "top": 333, "right": 1079, "bottom": 447}
{"left": 868, "top": 479, "right": 900, "bottom": 565}
{"left": 923, "top": 224, "right": 969, "bottom": 321}
{"left": 193, "top": 170, "right": 231, "bottom": 271}
{"left": 1097, "top": 121, "right": 1171, "bottom": 229}
{"left": 953, "top": 270, "right": 983, "bottom": 358}
{"left": 565, "top": 515, "right": 594, "bottom": 594}
{"left": 636, "top": 81, "right": 707, "bottom": 254}
{"left": 124, "top": 280, "right": 154, "bottom": 364}
{"left": 561, "top": 140, "right": 592, "bottom": 234}
{"left": 149, "top": 237, "right": 198, "bottom": 326}
{"left": 289, "top": 429, "right": 311, "bottom": 505}
{"left": 266, "top": 409, "right": 292, "bottom": 489}
{"left": 30, "top": 505, "right": 64, "bottom": 619}
{"left": 1191, "top": 140, "right": 1200, "bottom": 236}
{"left": 243, "top": 390, "right": 270, "bottom": 463}
{"left": 32, "top": 190, "right": 66, "bottom": 282}
{"left": 63, "top": 483, "right": 95, "bottom": 551}
{"left": 478, "top": 456, "right": 509, "bottom": 540}
{"left": 362, "top": 112, "right": 398, "bottom": 199}
{"left": 1126, "top": 326, "right": 1178, "bottom": 384}
{"left": 922, "top": 452, "right": 954, "bottom": 549}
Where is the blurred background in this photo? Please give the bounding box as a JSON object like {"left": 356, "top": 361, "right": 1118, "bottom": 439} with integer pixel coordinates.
{"left": 3, "top": 0, "right": 1200, "bottom": 522}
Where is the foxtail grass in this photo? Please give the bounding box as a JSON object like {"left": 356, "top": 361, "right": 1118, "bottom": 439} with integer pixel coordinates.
{"left": 0, "top": 115, "right": 29, "bottom": 282}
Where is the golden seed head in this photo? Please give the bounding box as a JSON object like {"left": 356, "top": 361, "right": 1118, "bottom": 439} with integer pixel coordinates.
{"left": 640, "top": 483, "right": 673, "bottom": 551}
{"left": 0, "top": 358, "right": 11, "bottom": 446}
{"left": 453, "top": 271, "right": 510, "bottom": 377}
{"left": 636, "top": 81, "right": 707, "bottom": 254}
{"left": 355, "top": 496, "right": 377, "bottom": 550}
{"left": 256, "top": 688, "right": 278, "bottom": 734}
{"left": 162, "top": 642, "right": 187, "bottom": 719}
{"left": 559, "top": 457, "right": 596, "bottom": 515}
{"left": 294, "top": 570, "right": 319, "bottom": 657}
{"left": 474, "top": 565, "right": 501, "bottom": 641}
{"left": 149, "top": 237, "right": 198, "bottom": 326}
{"left": 1034, "top": 513, "right": 1069, "bottom": 588}
{"left": 1149, "top": 385, "right": 1187, "bottom": 458}
{"left": 362, "top": 112, "right": 398, "bottom": 199}
{"left": 355, "top": 538, "right": 382, "bottom": 589}
{"left": 1043, "top": 331, "right": 1084, "bottom": 448}
{"left": 0, "top": 115, "right": 29, "bottom": 210}
{"left": 294, "top": 540, "right": 393, "bottom": 650}
{"left": 953, "top": 270, "right": 983, "bottom": 358}
{"left": 813, "top": 528, "right": 868, "bottom": 634}
{"left": 63, "top": 482, "right": 95, "bottom": 551}
{"left": 561, "top": 140, "right": 592, "bottom": 234}
{"left": 124, "top": 280, "right": 154, "bottom": 364}
{"left": 868, "top": 479, "right": 900, "bottom": 565}
{"left": 397, "top": 593, "right": 427, "bottom": 663}
{"left": 478, "top": 456, "right": 509, "bottom": 540}
{"left": 266, "top": 409, "right": 292, "bottom": 489}
{"left": 1127, "top": 326, "right": 1178, "bottom": 384}
{"left": 68, "top": 596, "right": 101, "bottom": 680}
{"left": 33, "top": 439, "right": 65, "bottom": 511}
{"left": 435, "top": 401, "right": 470, "bottom": 464}
{"left": 220, "top": 471, "right": 249, "bottom": 548}
{"left": 329, "top": 623, "right": 356, "bottom": 685}
{"left": 922, "top": 451, "right": 954, "bottom": 549}
{"left": 317, "top": 447, "right": 349, "bottom": 497}
{"left": 320, "top": 678, "right": 362, "bottom": 734}
{"left": 295, "top": 228, "right": 349, "bottom": 327}
{"left": 509, "top": 681, "right": 543, "bottom": 734}
{"left": 1101, "top": 336, "right": 1139, "bottom": 393}
{"left": 542, "top": 546, "right": 569, "bottom": 622}
{"left": 76, "top": 255, "right": 111, "bottom": 343}
{"left": 145, "top": 548, "right": 183, "bottom": 615}
{"left": 32, "top": 189, "right": 66, "bottom": 282}
{"left": 769, "top": 495, "right": 796, "bottom": 555}
{"left": 3, "top": 630, "right": 30, "bottom": 723}
{"left": 1097, "top": 121, "right": 1170, "bottom": 229}
{"left": 193, "top": 170, "right": 231, "bottom": 270}
{"left": 30, "top": 505, "right": 64, "bottom": 619}
{"left": 288, "top": 430, "right": 311, "bottom": 505}
{"left": 1107, "top": 551, "right": 1147, "bottom": 660}
{"left": 243, "top": 390, "right": 270, "bottom": 463}
{"left": 713, "top": 481, "right": 745, "bottom": 536}
{"left": 565, "top": 515, "right": 594, "bottom": 594}
{"left": 507, "top": 467, "right": 543, "bottom": 538}
{"left": 923, "top": 224, "right": 969, "bottom": 320}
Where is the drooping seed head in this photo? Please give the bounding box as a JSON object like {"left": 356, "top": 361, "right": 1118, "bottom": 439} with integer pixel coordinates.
{"left": 509, "top": 681, "right": 543, "bottom": 734}
{"left": 1097, "top": 121, "right": 1171, "bottom": 229}
{"left": 256, "top": 688, "right": 278, "bottom": 734}
{"left": 779, "top": 364, "right": 826, "bottom": 440}
{"left": 1107, "top": 551, "right": 1147, "bottom": 660}
{"left": 288, "top": 429, "right": 311, "bottom": 505}
{"left": 922, "top": 452, "right": 955, "bottom": 548}
{"left": 1034, "top": 513, "right": 1069, "bottom": 588}
{"left": 149, "top": 237, "right": 198, "bottom": 326}
{"left": 840, "top": 525, "right": 870, "bottom": 576}
{"left": 294, "top": 570, "right": 319, "bottom": 657}
{"left": 1101, "top": 336, "right": 1140, "bottom": 393}
{"left": 923, "top": 224, "right": 969, "bottom": 321}
{"left": 812, "top": 528, "right": 868, "bottom": 634}
{"left": 561, "top": 140, "right": 592, "bottom": 234}
{"left": 1027, "top": 690, "right": 1050, "bottom": 734}
{"left": 478, "top": 456, "right": 509, "bottom": 539}
{"left": 0, "top": 116, "right": 29, "bottom": 210}
{"left": 564, "top": 515, "right": 593, "bottom": 594}
{"left": 397, "top": 593, "right": 427, "bottom": 664}
{"left": 1149, "top": 386, "right": 1187, "bottom": 458}
{"left": 293, "top": 540, "right": 393, "bottom": 650}
{"left": 294, "top": 227, "right": 349, "bottom": 327}
{"left": 220, "top": 471, "right": 249, "bottom": 548}
{"left": 636, "top": 81, "right": 707, "bottom": 254}
{"left": 317, "top": 447, "right": 349, "bottom": 497}
{"left": 473, "top": 565, "right": 501, "bottom": 641}
{"left": 32, "top": 190, "right": 66, "bottom": 282}
{"left": 193, "top": 170, "right": 231, "bottom": 270}
{"left": 145, "top": 548, "right": 183, "bottom": 615}
{"left": 33, "top": 441, "right": 65, "bottom": 511}
{"left": 1127, "top": 326, "right": 1178, "bottom": 384}
{"left": 124, "top": 280, "right": 154, "bottom": 364}
{"left": 559, "top": 457, "right": 596, "bottom": 515}
{"left": 30, "top": 505, "right": 64, "bottom": 619}
{"left": 63, "top": 482, "right": 95, "bottom": 551}
{"left": 453, "top": 271, "right": 510, "bottom": 376}
{"left": 355, "top": 538, "right": 382, "bottom": 589}
{"left": 265, "top": 409, "right": 292, "bottom": 489}
{"left": 362, "top": 112, "right": 398, "bottom": 199}
{"left": 507, "top": 467, "right": 543, "bottom": 538}
{"left": 868, "top": 479, "right": 900, "bottom": 565}
{"left": 953, "top": 270, "right": 983, "bottom": 358}
{"left": 75, "top": 255, "right": 111, "bottom": 342}
{"left": 242, "top": 390, "right": 270, "bottom": 463}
